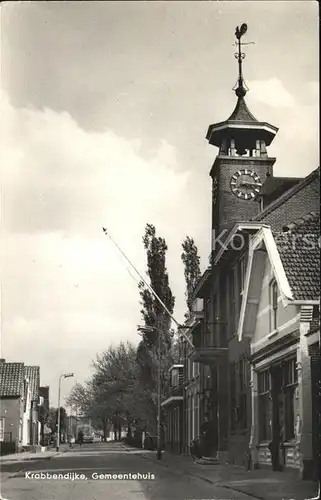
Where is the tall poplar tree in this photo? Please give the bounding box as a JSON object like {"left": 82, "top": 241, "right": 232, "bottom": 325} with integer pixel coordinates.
{"left": 181, "top": 236, "right": 201, "bottom": 315}
{"left": 136, "top": 224, "right": 175, "bottom": 430}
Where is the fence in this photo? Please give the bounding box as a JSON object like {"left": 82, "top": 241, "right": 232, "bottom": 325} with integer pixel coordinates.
{"left": 0, "top": 432, "right": 16, "bottom": 456}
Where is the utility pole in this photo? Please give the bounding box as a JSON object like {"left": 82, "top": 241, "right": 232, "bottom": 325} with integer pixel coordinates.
{"left": 56, "top": 373, "right": 74, "bottom": 452}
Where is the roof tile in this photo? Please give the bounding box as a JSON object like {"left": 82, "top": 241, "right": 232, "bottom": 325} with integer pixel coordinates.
{"left": 0, "top": 362, "right": 24, "bottom": 397}
{"left": 274, "top": 212, "right": 320, "bottom": 301}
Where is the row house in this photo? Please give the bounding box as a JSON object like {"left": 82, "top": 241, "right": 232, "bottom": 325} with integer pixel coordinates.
{"left": 237, "top": 211, "right": 320, "bottom": 479}
{"left": 0, "top": 359, "right": 42, "bottom": 452}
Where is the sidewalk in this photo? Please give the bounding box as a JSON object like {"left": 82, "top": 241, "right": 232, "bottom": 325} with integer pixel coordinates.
{"left": 122, "top": 445, "right": 318, "bottom": 500}
{"left": 0, "top": 444, "right": 70, "bottom": 465}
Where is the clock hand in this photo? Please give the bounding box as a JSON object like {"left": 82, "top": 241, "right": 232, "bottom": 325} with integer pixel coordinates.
{"left": 240, "top": 182, "right": 256, "bottom": 188}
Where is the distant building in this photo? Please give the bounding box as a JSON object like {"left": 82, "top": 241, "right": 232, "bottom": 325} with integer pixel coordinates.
{"left": 0, "top": 359, "right": 43, "bottom": 452}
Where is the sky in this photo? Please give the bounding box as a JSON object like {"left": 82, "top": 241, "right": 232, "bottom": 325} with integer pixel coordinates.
{"left": 0, "top": 1, "right": 319, "bottom": 406}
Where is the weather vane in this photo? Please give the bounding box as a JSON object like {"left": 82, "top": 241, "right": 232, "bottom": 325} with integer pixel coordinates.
{"left": 233, "top": 23, "right": 255, "bottom": 97}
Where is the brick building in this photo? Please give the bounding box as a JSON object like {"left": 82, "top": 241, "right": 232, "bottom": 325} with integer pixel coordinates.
{"left": 180, "top": 25, "right": 319, "bottom": 473}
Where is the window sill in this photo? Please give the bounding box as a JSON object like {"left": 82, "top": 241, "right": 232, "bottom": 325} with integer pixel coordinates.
{"left": 267, "top": 329, "right": 279, "bottom": 339}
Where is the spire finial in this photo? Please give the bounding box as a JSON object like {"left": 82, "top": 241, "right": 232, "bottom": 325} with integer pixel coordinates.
{"left": 233, "top": 23, "right": 254, "bottom": 98}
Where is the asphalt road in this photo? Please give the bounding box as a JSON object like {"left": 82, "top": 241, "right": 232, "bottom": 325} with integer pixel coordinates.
{"left": 1, "top": 442, "right": 259, "bottom": 500}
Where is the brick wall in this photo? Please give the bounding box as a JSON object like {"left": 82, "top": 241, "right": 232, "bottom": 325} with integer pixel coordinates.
{"left": 211, "top": 156, "right": 276, "bottom": 235}
{"left": 0, "top": 397, "right": 22, "bottom": 443}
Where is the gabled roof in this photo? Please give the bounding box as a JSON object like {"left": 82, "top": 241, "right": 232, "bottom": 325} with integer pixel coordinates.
{"left": 238, "top": 215, "right": 320, "bottom": 341}
{"left": 0, "top": 362, "right": 24, "bottom": 397}
{"left": 24, "top": 366, "right": 40, "bottom": 401}
{"left": 274, "top": 212, "right": 320, "bottom": 301}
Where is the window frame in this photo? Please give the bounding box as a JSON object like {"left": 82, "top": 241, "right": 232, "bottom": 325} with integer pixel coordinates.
{"left": 282, "top": 358, "right": 298, "bottom": 441}
{"left": 257, "top": 369, "right": 272, "bottom": 442}
{"left": 269, "top": 279, "right": 278, "bottom": 332}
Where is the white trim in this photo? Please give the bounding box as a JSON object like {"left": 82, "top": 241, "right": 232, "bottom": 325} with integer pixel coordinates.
{"left": 259, "top": 228, "right": 293, "bottom": 303}
{"left": 289, "top": 300, "right": 320, "bottom": 305}
{"left": 238, "top": 226, "right": 295, "bottom": 342}
{"left": 251, "top": 316, "right": 300, "bottom": 349}
{"left": 213, "top": 222, "right": 270, "bottom": 265}
{"left": 238, "top": 241, "right": 254, "bottom": 341}
{"left": 306, "top": 331, "right": 320, "bottom": 345}
{"left": 209, "top": 123, "right": 278, "bottom": 134}
{"left": 254, "top": 343, "right": 298, "bottom": 370}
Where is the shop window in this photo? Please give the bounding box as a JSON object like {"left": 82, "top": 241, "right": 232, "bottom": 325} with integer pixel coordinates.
{"left": 282, "top": 358, "right": 297, "bottom": 441}
{"left": 258, "top": 370, "right": 272, "bottom": 442}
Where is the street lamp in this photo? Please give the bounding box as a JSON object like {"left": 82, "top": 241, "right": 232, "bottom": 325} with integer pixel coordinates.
{"left": 137, "top": 324, "right": 162, "bottom": 460}
{"left": 56, "top": 373, "right": 74, "bottom": 452}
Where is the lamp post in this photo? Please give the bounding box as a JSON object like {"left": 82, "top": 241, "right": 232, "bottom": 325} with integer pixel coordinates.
{"left": 56, "top": 373, "right": 74, "bottom": 452}
{"left": 137, "top": 324, "right": 162, "bottom": 460}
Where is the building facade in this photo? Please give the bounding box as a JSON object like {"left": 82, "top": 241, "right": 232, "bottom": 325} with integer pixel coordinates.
{"left": 0, "top": 359, "right": 42, "bottom": 452}
{"left": 238, "top": 212, "right": 320, "bottom": 479}
{"left": 179, "top": 26, "right": 320, "bottom": 474}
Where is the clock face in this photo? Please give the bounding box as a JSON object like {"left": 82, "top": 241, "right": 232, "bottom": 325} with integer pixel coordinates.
{"left": 230, "top": 169, "right": 262, "bottom": 200}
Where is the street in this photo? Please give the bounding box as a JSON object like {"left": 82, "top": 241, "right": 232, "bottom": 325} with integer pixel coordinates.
{"left": 1, "top": 442, "right": 258, "bottom": 500}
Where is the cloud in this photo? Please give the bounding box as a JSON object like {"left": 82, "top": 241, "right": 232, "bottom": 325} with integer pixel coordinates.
{"left": 1, "top": 90, "right": 209, "bottom": 403}
{"left": 247, "top": 78, "right": 296, "bottom": 108}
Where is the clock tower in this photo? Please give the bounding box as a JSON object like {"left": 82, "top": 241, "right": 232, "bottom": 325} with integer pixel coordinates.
{"left": 207, "top": 24, "right": 278, "bottom": 243}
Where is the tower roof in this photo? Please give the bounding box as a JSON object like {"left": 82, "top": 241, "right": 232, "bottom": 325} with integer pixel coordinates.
{"left": 206, "top": 23, "right": 278, "bottom": 149}
{"left": 227, "top": 96, "right": 258, "bottom": 122}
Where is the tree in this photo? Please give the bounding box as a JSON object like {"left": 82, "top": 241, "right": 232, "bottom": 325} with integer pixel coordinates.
{"left": 66, "top": 342, "right": 152, "bottom": 440}
{"left": 138, "top": 224, "right": 175, "bottom": 348}
{"left": 181, "top": 236, "right": 201, "bottom": 316}
{"left": 136, "top": 223, "right": 176, "bottom": 433}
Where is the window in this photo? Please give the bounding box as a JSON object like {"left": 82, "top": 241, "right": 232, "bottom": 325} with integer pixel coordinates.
{"left": 229, "top": 269, "right": 236, "bottom": 335}
{"left": 171, "top": 370, "right": 179, "bottom": 387}
{"left": 0, "top": 418, "right": 4, "bottom": 442}
{"left": 238, "top": 358, "right": 248, "bottom": 429}
{"left": 258, "top": 370, "right": 272, "bottom": 442}
{"left": 282, "top": 358, "right": 297, "bottom": 441}
{"left": 193, "top": 362, "right": 199, "bottom": 378}
{"left": 270, "top": 280, "right": 278, "bottom": 331}
{"left": 229, "top": 362, "right": 237, "bottom": 432}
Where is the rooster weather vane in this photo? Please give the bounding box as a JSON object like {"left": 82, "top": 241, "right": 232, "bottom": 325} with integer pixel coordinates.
{"left": 233, "top": 23, "right": 255, "bottom": 97}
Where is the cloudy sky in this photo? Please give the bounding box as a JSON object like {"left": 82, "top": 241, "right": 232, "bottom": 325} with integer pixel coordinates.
{"left": 1, "top": 1, "right": 318, "bottom": 406}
